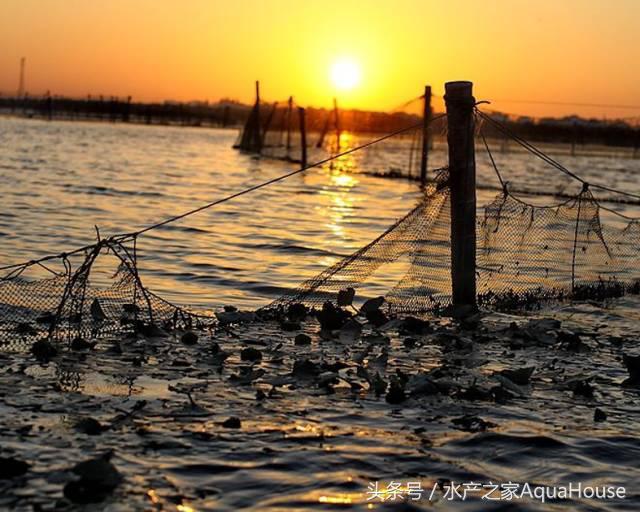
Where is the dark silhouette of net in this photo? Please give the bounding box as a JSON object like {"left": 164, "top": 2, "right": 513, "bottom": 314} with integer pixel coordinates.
{"left": 2, "top": 108, "right": 639, "bottom": 345}
{"left": 0, "top": 237, "right": 210, "bottom": 347}
{"left": 269, "top": 168, "right": 640, "bottom": 314}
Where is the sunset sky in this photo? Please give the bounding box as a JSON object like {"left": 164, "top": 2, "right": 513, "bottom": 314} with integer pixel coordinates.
{"left": 2, "top": 0, "right": 639, "bottom": 118}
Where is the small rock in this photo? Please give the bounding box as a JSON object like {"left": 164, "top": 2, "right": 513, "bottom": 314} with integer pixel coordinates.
{"left": 400, "top": 317, "right": 431, "bottom": 335}
{"left": 240, "top": 347, "right": 262, "bottom": 362}
{"left": 337, "top": 287, "right": 356, "bottom": 307}
{"left": 385, "top": 381, "right": 407, "bottom": 404}
{"left": 294, "top": 333, "right": 312, "bottom": 346}
{"left": 16, "top": 322, "right": 38, "bottom": 336}
{"left": 365, "top": 309, "right": 388, "bottom": 327}
{"left": 223, "top": 305, "right": 238, "bottom": 312}
{"left": 222, "top": 417, "right": 241, "bottom": 429}
{"left": 107, "top": 342, "right": 122, "bottom": 355}
{"left": 181, "top": 331, "right": 198, "bottom": 345}
{"left": 371, "top": 373, "right": 388, "bottom": 396}
{"left": 498, "top": 366, "right": 535, "bottom": 386}
{"left": 403, "top": 337, "right": 417, "bottom": 348}
{"left": 71, "top": 337, "right": 96, "bottom": 351}
{"left": 622, "top": 354, "right": 640, "bottom": 386}
{"left": 63, "top": 452, "right": 122, "bottom": 504}
{"left": 31, "top": 339, "right": 57, "bottom": 361}
{"left": 452, "top": 415, "right": 497, "bottom": 432}
{"left": 75, "top": 417, "right": 104, "bottom": 436}
{"left": 456, "top": 384, "right": 494, "bottom": 402}
{"left": 139, "top": 323, "right": 168, "bottom": 338}
{"left": 287, "top": 303, "right": 309, "bottom": 322}
{"left": 570, "top": 379, "right": 594, "bottom": 399}
{"left": 360, "top": 296, "right": 385, "bottom": 314}
{"left": 594, "top": 408, "right": 607, "bottom": 422}
{"left": 280, "top": 320, "right": 301, "bottom": 332}
{"left": 317, "top": 302, "right": 351, "bottom": 330}
{"left": 340, "top": 318, "right": 362, "bottom": 340}
{"left": 558, "top": 330, "right": 589, "bottom": 352}
{"left": 216, "top": 310, "right": 256, "bottom": 326}
{"left": 0, "top": 456, "right": 29, "bottom": 479}
{"left": 292, "top": 359, "right": 320, "bottom": 378}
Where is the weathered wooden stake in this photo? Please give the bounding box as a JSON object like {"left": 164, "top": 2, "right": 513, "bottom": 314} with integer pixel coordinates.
{"left": 298, "top": 107, "right": 307, "bottom": 167}
{"left": 253, "top": 80, "right": 262, "bottom": 151}
{"left": 286, "top": 96, "right": 293, "bottom": 154}
{"left": 445, "top": 81, "right": 477, "bottom": 310}
{"left": 420, "top": 85, "right": 432, "bottom": 186}
{"left": 333, "top": 97, "right": 341, "bottom": 153}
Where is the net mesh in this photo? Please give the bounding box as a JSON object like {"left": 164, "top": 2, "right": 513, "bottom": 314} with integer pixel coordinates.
{"left": 269, "top": 169, "right": 640, "bottom": 315}
{"left": 0, "top": 237, "right": 210, "bottom": 347}
{"left": 2, "top": 109, "right": 639, "bottom": 345}
{"left": 234, "top": 97, "right": 321, "bottom": 164}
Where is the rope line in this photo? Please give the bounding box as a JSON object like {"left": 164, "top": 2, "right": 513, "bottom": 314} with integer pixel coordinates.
{"left": 478, "top": 111, "right": 640, "bottom": 220}
{"left": 476, "top": 109, "right": 640, "bottom": 201}
{"left": 488, "top": 98, "right": 640, "bottom": 110}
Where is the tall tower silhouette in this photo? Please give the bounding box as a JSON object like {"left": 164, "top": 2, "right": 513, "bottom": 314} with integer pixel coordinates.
{"left": 17, "top": 57, "right": 26, "bottom": 97}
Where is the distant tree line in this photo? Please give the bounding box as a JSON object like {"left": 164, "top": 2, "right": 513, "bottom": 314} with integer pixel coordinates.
{"left": 1, "top": 94, "right": 638, "bottom": 148}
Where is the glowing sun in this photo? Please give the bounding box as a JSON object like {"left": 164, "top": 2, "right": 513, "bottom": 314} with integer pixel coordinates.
{"left": 330, "top": 58, "right": 361, "bottom": 91}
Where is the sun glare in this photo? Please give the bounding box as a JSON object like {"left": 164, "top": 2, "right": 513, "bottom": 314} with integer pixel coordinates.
{"left": 330, "top": 58, "right": 361, "bottom": 91}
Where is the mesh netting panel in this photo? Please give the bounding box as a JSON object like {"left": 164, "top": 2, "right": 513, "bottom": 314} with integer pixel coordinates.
{"left": 269, "top": 171, "right": 453, "bottom": 313}
{"left": 269, "top": 173, "right": 640, "bottom": 314}
{"left": 478, "top": 189, "right": 640, "bottom": 308}
{"left": 234, "top": 98, "right": 309, "bottom": 164}
{"left": 0, "top": 240, "right": 210, "bottom": 346}
{"left": 350, "top": 127, "right": 425, "bottom": 181}
{"left": 260, "top": 100, "right": 305, "bottom": 163}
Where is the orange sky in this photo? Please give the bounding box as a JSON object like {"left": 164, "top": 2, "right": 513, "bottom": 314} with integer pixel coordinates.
{"left": 1, "top": 0, "right": 639, "bottom": 118}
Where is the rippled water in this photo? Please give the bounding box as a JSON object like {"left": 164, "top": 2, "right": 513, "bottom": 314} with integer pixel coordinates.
{"left": 2, "top": 116, "right": 639, "bottom": 310}
{"left": 1, "top": 116, "right": 640, "bottom": 511}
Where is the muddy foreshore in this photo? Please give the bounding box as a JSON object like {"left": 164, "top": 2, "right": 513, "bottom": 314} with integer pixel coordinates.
{"left": 1, "top": 298, "right": 639, "bottom": 511}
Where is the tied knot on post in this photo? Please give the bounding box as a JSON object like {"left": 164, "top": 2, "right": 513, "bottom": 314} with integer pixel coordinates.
{"left": 444, "top": 94, "right": 476, "bottom": 115}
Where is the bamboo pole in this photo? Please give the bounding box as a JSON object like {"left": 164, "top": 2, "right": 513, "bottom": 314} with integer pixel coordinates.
{"left": 445, "top": 81, "right": 477, "bottom": 310}
{"left": 420, "top": 85, "right": 432, "bottom": 185}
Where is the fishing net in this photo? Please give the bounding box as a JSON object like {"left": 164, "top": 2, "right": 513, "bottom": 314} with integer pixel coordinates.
{"left": 234, "top": 93, "right": 446, "bottom": 182}
{"left": 2, "top": 107, "right": 639, "bottom": 345}
{"left": 234, "top": 96, "right": 347, "bottom": 164}
{"left": 0, "top": 237, "right": 211, "bottom": 347}
{"left": 269, "top": 167, "right": 640, "bottom": 314}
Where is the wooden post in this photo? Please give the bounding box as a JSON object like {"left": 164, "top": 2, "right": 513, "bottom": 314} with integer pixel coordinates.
{"left": 333, "top": 97, "right": 341, "bottom": 153}
{"left": 286, "top": 96, "right": 293, "bottom": 154}
{"left": 298, "top": 107, "right": 307, "bottom": 167}
{"left": 420, "top": 85, "right": 432, "bottom": 186}
{"left": 253, "top": 80, "right": 262, "bottom": 152}
{"left": 445, "top": 81, "right": 477, "bottom": 310}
